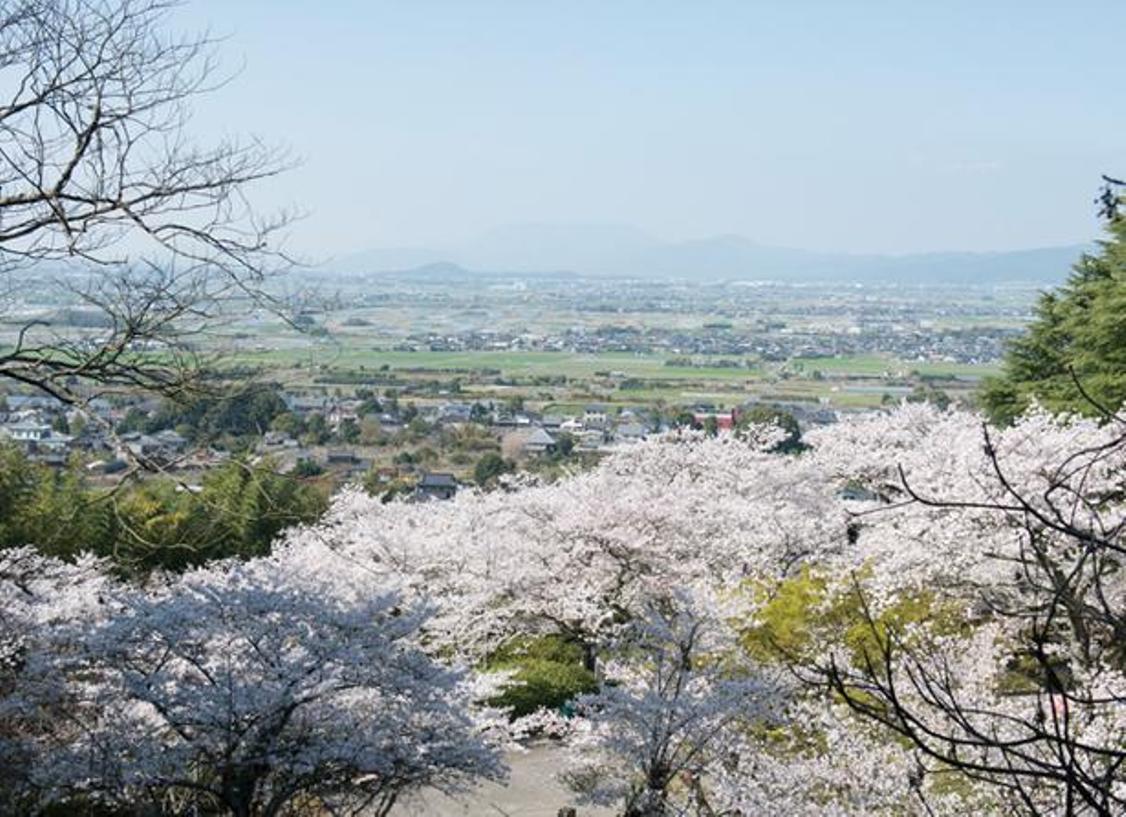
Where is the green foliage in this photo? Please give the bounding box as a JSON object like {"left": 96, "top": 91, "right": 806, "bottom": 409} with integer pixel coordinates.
{"left": 403, "top": 416, "right": 431, "bottom": 440}
{"left": 358, "top": 417, "right": 387, "bottom": 446}
{"left": 982, "top": 218, "right": 1126, "bottom": 423}
{"left": 302, "top": 412, "right": 329, "bottom": 446}
{"left": 740, "top": 566, "right": 831, "bottom": 663}
{"left": 740, "top": 567, "right": 970, "bottom": 669}
{"left": 371, "top": 476, "right": 415, "bottom": 504}
{"left": 337, "top": 417, "right": 360, "bottom": 443}
{"left": 906, "top": 383, "right": 952, "bottom": 411}
{"left": 0, "top": 446, "right": 328, "bottom": 573}
{"left": 357, "top": 396, "right": 383, "bottom": 415}
{"left": 115, "top": 406, "right": 151, "bottom": 434}
{"left": 0, "top": 447, "right": 113, "bottom": 559}
{"left": 145, "top": 385, "right": 290, "bottom": 443}
{"left": 469, "top": 402, "right": 490, "bottom": 424}
{"left": 474, "top": 452, "right": 513, "bottom": 487}
{"left": 292, "top": 458, "right": 324, "bottom": 477}
{"left": 104, "top": 459, "right": 329, "bottom": 572}
{"left": 269, "top": 411, "right": 304, "bottom": 437}
{"left": 441, "top": 424, "right": 500, "bottom": 453}
{"left": 484, "top": 635, "right": 598, "bottom": 718}
{"left": 554, "top": 431, "right": 576, "bottom": 458}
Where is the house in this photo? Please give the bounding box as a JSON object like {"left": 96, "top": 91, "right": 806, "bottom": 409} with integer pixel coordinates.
{"left": 285, "top": 394, "right": 330, "bottom": 416}
{"left": 260, "top": 430, "right": 299, "bottom": 450}
{"left": 119, "top": 429, "right": 188, "bottom": 464}
{"left": 152, "top": 429, "right": 188, "bottom": 451}
{"left": 583, "top": 405, "right": 609, "bottom": 428}
{"left": 438, "top": 402, "right": 473, "bottom": 423}
{"left": 85, "top": 458, "right": 129, "bottom": 476}
{"left": 0, "top": 421, "right": 74, "bottom": 457}
{"left": 576, "top": 429, "right": 607, "bottom": 450}
{"left": 180, "top": 448, "right": 230, "bottom": 470}
{"left": 492, "top": 413, "right": 517, "bottom": 428}
{"left": 415, "top": 472, "right": 458, "bottom": 501}
{"left": 327, "top": 400, "right": 362, "bottom": 430}
{"left": 614, "top": 423, "right": 648, "bottom": 444}
{"left": 323, "top": 449, "right": 369, "bottom": 479}
{"left": 522, "top": 427, "right": 557, "bottom": 456}
{"left": 377, "top": 413, "right": 404, "bottom": 431}
{"left": 83, "top": 398, "right": 115, "bottom": 418}
{"left": 692, "top": 410, "right": 737, "bottom": 432}
{"left": 2, "top": 421, "right": 54, "bottom": 443}
{"left": 325, "top": 449, "right": 360, "bottom": 465}
{"left": 369, "top": 466, "right": 398, "bottom": 485}
{"left": 5, "top": 395, "right": 64, "bottom": 413}
{"left": 72, "top": 425, "right": 113, "bottom": 454}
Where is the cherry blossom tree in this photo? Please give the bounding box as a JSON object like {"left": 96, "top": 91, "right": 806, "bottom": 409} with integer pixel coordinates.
{"left": 804, "top": 407, "right": 1126, "bottom": 816}
{"left": 708, "top": 699, "right": 983, "bottom": 817}
{"left": 559, "top": 591, "right": 781, "bottom": 817}
{"left": 291, "top": 427, "right": 844, "bottom": 664}
{"left": 4, "top": 540, "right": 507, "bottom": 816}
{"left": 0, "top": 546, "right": 114, "bottom": 812}
{"left": 9, "top": 404, "right": 1126, "bottom": 814}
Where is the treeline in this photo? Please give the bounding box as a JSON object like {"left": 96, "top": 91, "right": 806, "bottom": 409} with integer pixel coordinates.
{"left": 118, "top": 386, "right": 290, "bottom": 445}
{"left": 0, "top": 447, "right": 328, "bottom": 574}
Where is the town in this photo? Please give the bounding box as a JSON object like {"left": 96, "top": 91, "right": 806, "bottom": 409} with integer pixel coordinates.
{"left": 0, "top": 272, "right": 1033, "bottom": 501}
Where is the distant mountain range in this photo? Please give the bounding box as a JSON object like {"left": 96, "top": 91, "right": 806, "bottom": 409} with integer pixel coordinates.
{"left": 333, "top": 223, "right": 1090, "bottom": 285}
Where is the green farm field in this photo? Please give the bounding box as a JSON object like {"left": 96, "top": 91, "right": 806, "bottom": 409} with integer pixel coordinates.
{"left": 221, "top": 346, "right": 996, "bottom": 413}
{"left": 230, "top": 347, "right": 998, "bottom": 381}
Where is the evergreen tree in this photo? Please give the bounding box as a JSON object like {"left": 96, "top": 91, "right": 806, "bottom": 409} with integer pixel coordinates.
{"left": 982, "top": 214, "right": 1126, "bottom": 423}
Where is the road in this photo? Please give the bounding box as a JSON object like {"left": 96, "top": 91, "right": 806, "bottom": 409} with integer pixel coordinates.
{"left": 389, "top": 745, "right": 614, "bottom": 817}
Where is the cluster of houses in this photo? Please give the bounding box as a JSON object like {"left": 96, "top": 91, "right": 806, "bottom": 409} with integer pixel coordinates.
{"left": 0, "top": 394, "right": 96, "bottom": 467}
{"left": 0, "top": 393, "right": 210, "bottom": 473}
{"left": 1, "top": 385, "right": 838, "bottom": 504}
{"left": 396, "top": 322, "right": 1016, "bottom": 367}
{"left": 261, "top": 394, "right": 838, "bottom": 503}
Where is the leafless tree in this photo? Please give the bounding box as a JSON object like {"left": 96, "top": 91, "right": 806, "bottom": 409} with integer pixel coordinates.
{"left": 0, "top": 0, "right": 295, "bottom": 408}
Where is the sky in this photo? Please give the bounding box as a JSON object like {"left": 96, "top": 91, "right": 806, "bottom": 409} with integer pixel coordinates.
{"left": 179, "top": 0, "right": 1126, "bottom": 257}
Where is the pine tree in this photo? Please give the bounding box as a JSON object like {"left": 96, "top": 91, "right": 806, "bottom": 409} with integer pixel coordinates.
{"left": 982, "top": 214, "right": 1126, "bottom": 423}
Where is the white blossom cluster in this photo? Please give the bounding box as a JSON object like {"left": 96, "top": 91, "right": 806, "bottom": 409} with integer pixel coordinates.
{"left": 3, "top": 405, "right": 1124, "bottom": 815}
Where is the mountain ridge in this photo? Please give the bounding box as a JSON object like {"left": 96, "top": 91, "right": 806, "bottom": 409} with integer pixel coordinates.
{"left": 331, "top": 224, "right": 1091, "bottom": 284}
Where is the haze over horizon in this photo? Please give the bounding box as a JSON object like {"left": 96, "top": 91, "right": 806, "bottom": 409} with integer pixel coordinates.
{"left": 329, "top": 221, "right": 1090, "bottom": 283}
{"left": 179, "top": 0, "right": 1125, "bottom": 261}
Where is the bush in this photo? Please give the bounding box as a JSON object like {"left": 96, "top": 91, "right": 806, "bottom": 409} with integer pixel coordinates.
{"left": 485, "top": 635, "right": 598, "bottom": 718}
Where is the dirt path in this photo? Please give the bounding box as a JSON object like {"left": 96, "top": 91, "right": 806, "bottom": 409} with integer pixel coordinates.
{"left": 389, "top": 745, "right": 614, "bottom": 817}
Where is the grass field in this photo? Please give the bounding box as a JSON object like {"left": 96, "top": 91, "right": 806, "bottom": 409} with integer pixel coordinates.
{"left": 218, "top": 346, "right": 993, "bottom": 413}
{"left": 787, "top": 354, "right": 1000, "bottom": 378}
{"left": 230, "top": 347, "right": 996, "bottom": 383}
{"left": 229, "top": 349, "right": 764, "bottom": 380}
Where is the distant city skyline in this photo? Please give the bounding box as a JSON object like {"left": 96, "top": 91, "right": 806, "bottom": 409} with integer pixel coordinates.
{"left": 180, "top": 1, "right": 1125, "bottom": 259}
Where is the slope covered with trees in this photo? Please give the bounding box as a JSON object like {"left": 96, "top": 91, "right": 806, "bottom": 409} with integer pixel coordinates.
{"left": 5, "top": 405, "right": 1125, "bottom": 815}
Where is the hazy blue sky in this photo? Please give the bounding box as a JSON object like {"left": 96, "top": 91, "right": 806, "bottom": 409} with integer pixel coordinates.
{"left": 180, "top": 1, "right": 1125, "bottom": 256}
